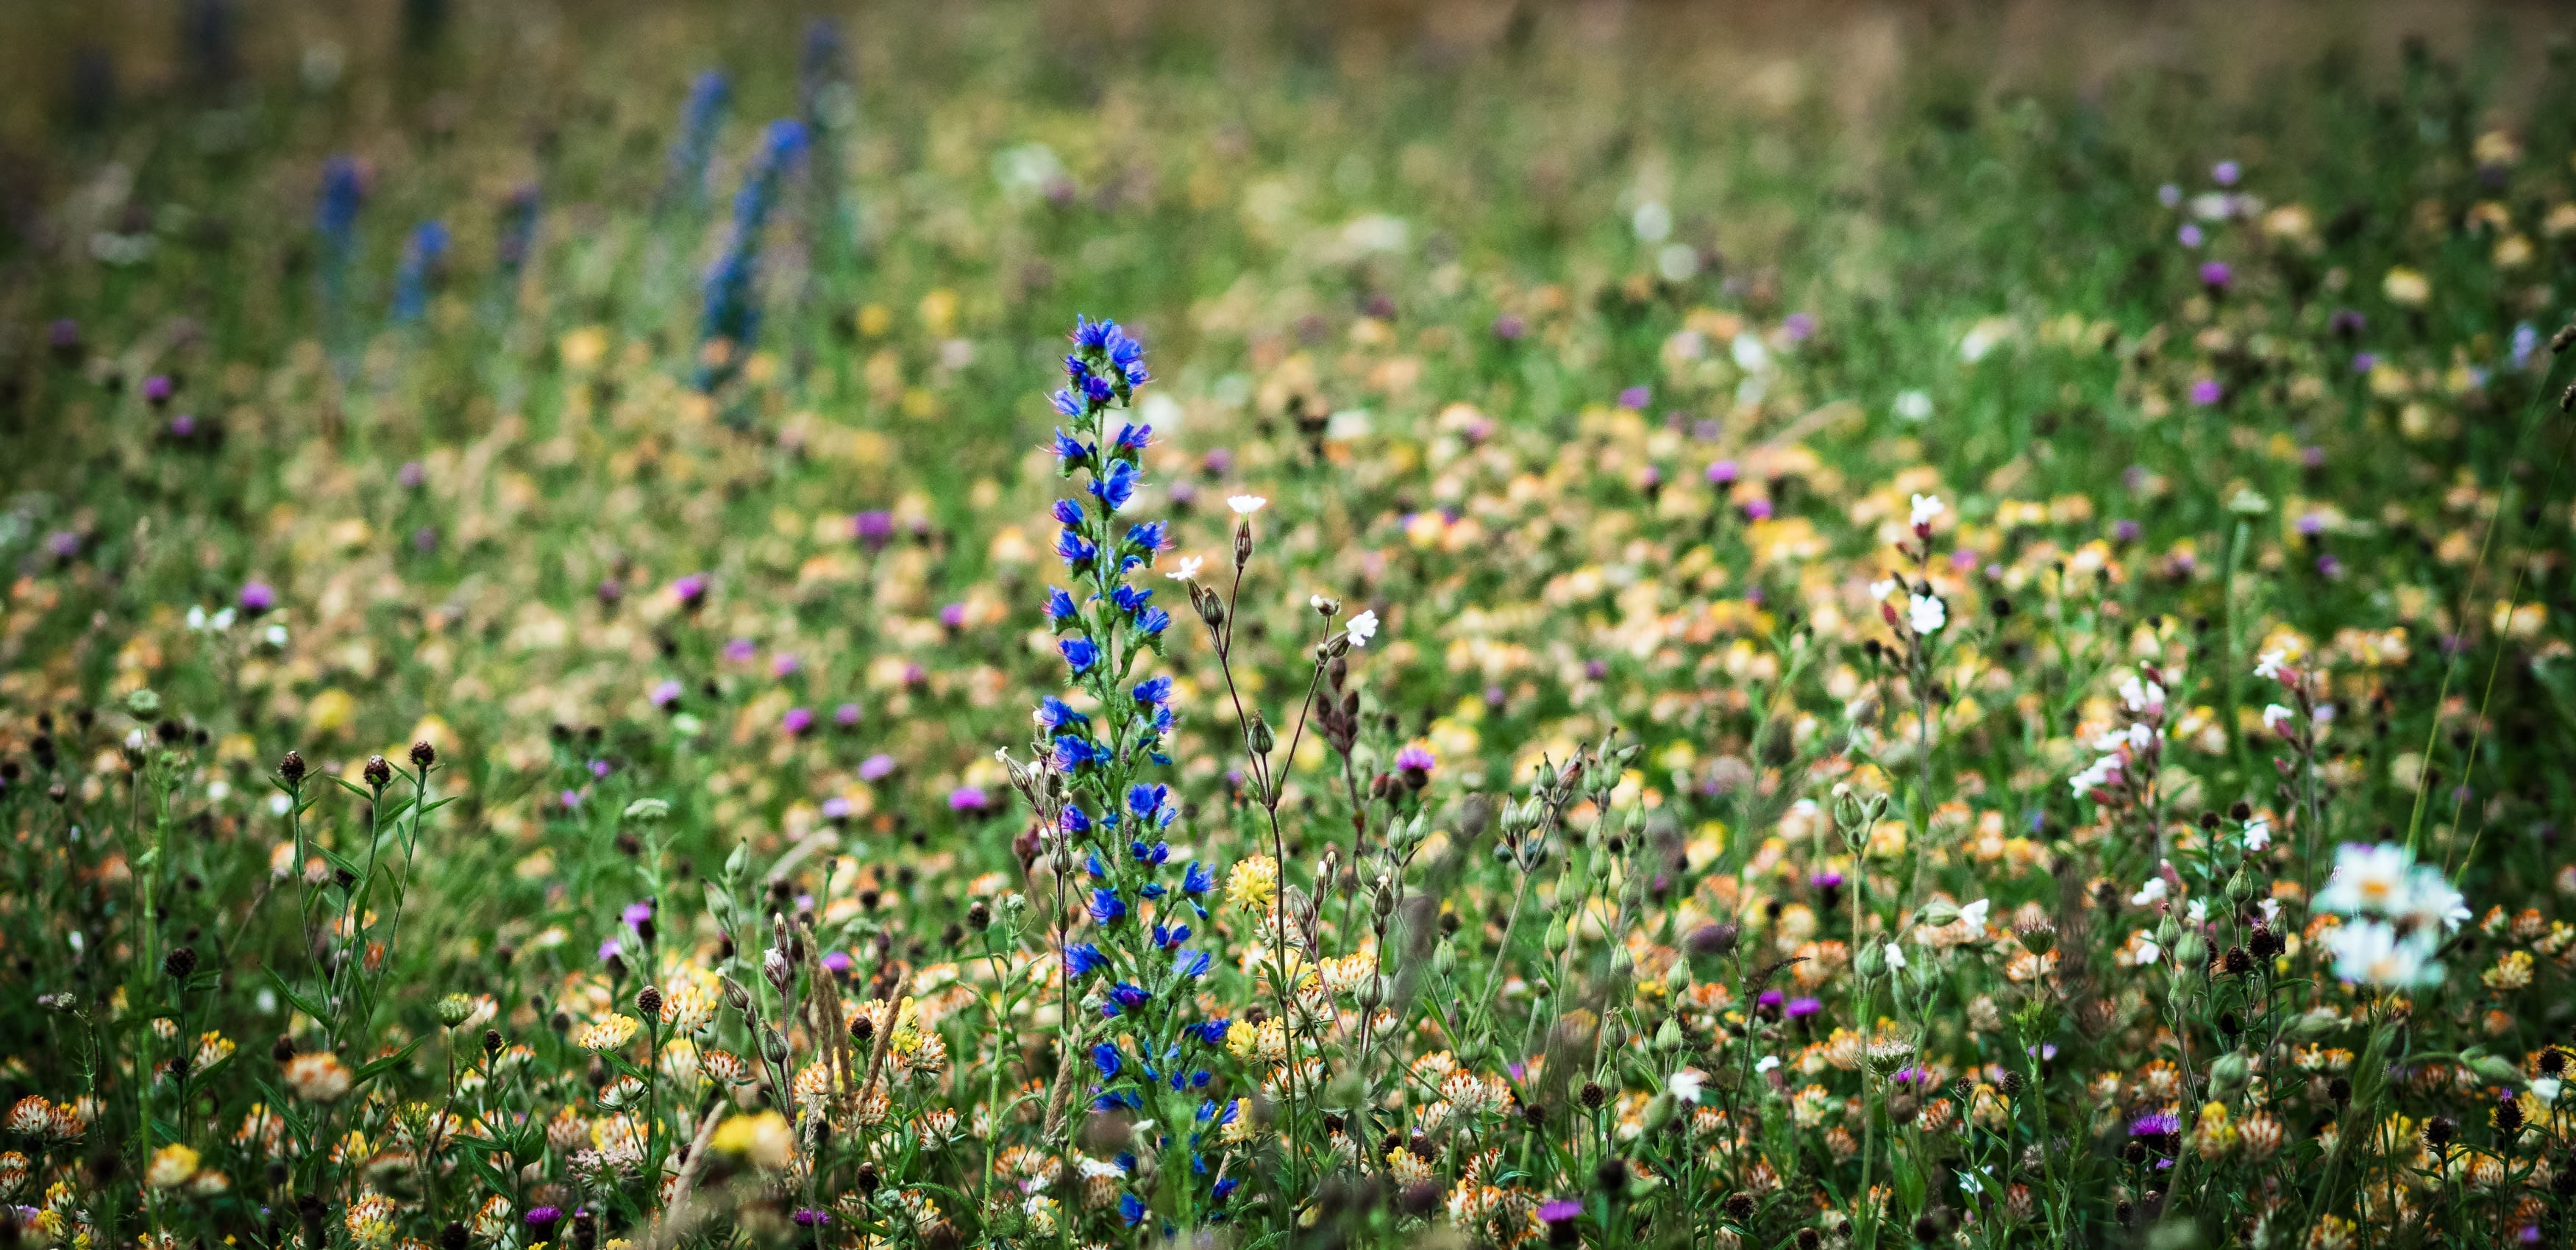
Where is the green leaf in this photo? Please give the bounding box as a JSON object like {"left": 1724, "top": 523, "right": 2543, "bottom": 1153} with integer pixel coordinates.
{"left": 352, "top": 1037, "right": 426, "bottom": 1085}
{"left": 266, "top": 969, "right": 329, "bottom": 1024}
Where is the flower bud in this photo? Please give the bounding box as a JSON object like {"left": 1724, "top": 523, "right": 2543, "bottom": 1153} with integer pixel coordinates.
{"left": 410, "top": 740, "right": 438, "bottom": 768}
{"left": 761, "top": 1026, "right": 789, "bottom": 1063}
{"left": 1543, "top": 918, "right": 1569, "bottom": 955}
{"left": 363, "top": 754, "right": 393, "bottom": 788}
{"left": 436, "top": 994, "right": 474, "bottom": 1028}
{"left": 2226, "top": 865, "right": 2260, "bottom": 903}
{"left": 1431, "top": 939, "right": 1458, "bottom": 979}
{"left": 1641, "top": 1092, "right": 1678, "bottom": 1135}
{"left": 2208, "top": 1050, "right": 2250, "bottom": 1096}
{"left": 1664, "top": 957, "right": 1693, "bottom": 996}
{"left": 278, "top": 750, "right": 308, "bottom": 786}
{"left": 1654, "top": 1018, "right": 1683, "bottom": 1053}
{"left": 1854, "top": 941, "right": 1886, "bottom": 979}
{"left": 1249, "top": 714, "right": 1275, "bottom": 757}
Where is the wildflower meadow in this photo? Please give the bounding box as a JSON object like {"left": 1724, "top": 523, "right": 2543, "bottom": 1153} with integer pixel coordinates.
{"left": 6, "top": 4, "right": 2576, "bottom": 1248}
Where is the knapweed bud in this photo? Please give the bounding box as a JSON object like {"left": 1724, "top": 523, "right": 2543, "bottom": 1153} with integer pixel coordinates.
{"left": 410, "top": 740, "right": 437, "bottom": 768}
{"left": 363, "top": 755, "right": 393, "bottom": 788}
{"left": 435, "top": 994, "right": 473, "bottom": 1028}
{"left": 636, "top": 985, "right": 663, "bottom": 1018}
{"left": 279, "top": 749, "right": 308, "bottom": 786}
{"left": 163, "top": 946, "right": 199, "bottom": 979}
{"left": 482, "top": 1028, "right": 504, "bottom": 1056}
{"left": 966, "top": 900, "right": 992, "bottom": 931}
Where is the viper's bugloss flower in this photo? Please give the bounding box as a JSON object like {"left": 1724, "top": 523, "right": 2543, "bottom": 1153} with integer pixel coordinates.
{"left": 1092, "top": 1042, "right": 1122, "bottom": 1078}
{"left": 391, "top": 221, "right": 448, "bottom": 322}
{"left": 1089, "top": 888, "right": 1126, "bottom": 924}
{"left": 1064, "top": 943, "right": 1107, "bottom": 977}
{"left": 665, "top": 71, "right": 730, "bottom": 204}
{"left": 1060, "top": 636, "right": 1100, "bottom": 672}
{"left": 1181, "top": 862, "right": 1213, "bottom": 895}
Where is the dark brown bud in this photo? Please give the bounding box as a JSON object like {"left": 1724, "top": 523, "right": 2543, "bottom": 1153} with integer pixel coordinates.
{"left": 363, "top": 755, "right": 393, "bottom": 788}
{"left": 483, "top": 1028, "right": 504, "bottom": 1056}
{"left": 163, "top": 946, "right": 199, "bottom": 979}
{"left": 636, "top": 985, "right": 663, "bottom": 1018}
{"left": 410, "top": 740, "right": 437, "bottom": 768}
{"left": 279, "top": 750, "right": 307, "bottom": 785}
{"left": 966, "top": 901, "right": 992, "bottom": 931}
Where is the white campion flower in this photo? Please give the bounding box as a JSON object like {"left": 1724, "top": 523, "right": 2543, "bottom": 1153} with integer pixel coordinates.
{"left": 1754, "top": 1055, "right": 1780, "bottom": 1074}
{"left": 1907, "top": 593, "right": 1946, "bottom": 635}
{"left": 2129, "top": 877, "right": 2168, "bottom": 907}
{"left": 2185, "top": 899, "right": 2208, "bottom": 924}
{"left": 1344, "top": 609, "right": 1379, "bottom": 648}
{"left": 1666, "top": 1069, "right": 1704, "bottom": 1104}
{"left": 1909, "top": 493, "right": 1944, "bottom": 527}
{"left": 2261, "top": 704, "right": 2296, "bottom": 734}
{"left": 2130, "top": 934, "right": 2163, "bottom": 966}
{"left": 1226, "top": 495, "right": 1267, "bottom": 515}
{"left": 1882, "top": 941, "right": 1907, "bottom": 971}
{"left": 2242, "top": 817, "right": 2271, "bottom": 851}
{"left": 1957, "top": 899, "right": 1990, "bottom": 931}
{"left": 2252, "top": 649, "right": 2289, "bottom": 681}
{"left": 1164, "top": 556, "right": 1204, "bottom": 582}
{"left": 1869, "top": 578, "right": 1899, "bottom": 601}
{"left": 2118, "top": 676, "right": 2164, "bottom": 715}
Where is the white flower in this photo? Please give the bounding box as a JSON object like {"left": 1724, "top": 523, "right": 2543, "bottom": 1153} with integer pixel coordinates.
{"left": 2252, "top": 649, "right": 2288, "bottom": 681}
{"left": 1869, "top": 578, "right": 1899, "bottom": 601}
{"left": 2129, "top": 877, "right": 2168, "bottom": 907}
{"left": 1165, "top": 556, "right": 1204, "bottom": 582}
{"left": 1077, "top": 1155, "right": 1128, "bottom": 1179}
{"left": 2242, "top": 817, "right": 2271, "bottom": 851}
{"left": 1666, "top": 1069, "right": 1704, "bottom": 1104}
{"left": 2396, "top": 866, "right": 2469, "bottom": 934}
{"left": 1893, "top": 389, "right": 1933, "bottom": 421}
{"left": 2533, "top": 1077, "right": 2562, "bottom": 1107}
{"left": 1909, "top": 493, "right": 1945, "bottom": 527}
{"left": 2314, "top": 843, "right": 2416, "bottom": 917}
{"left": 1344, "top": 610, "right": 1379, "bottom": 649}
{"left": 1907, "top": 593, "right": 1946, "bottom": 635}
{"left": 1882, "top": 941, "right": 1907, "bottom": 971}
{"left": 1226, "top": 495, "right": 1267, "bottom": 515}
{"left": 2131, "top": 935, "right": 2162, "bottom": 966}
{"left": 2261, "top": 704, "right": 2296, "bottom": 734}
{"left": 2185, "top": 899, "right": 2207, "bottom": 925}
{"left": 2321, "top": 918, "right": 2444, "bottom": 988}
{"left": 1753, "top": 1055, "right": 1780, "bottom": 1074}
{"left": 1957, "top": 899, "right": 1991, "bottom": 931}
{"left": 2118, "top": 676, "right": 2165, "bottom": 715}
{"left": 2069, "top": 754, "right": 2122, "bottom": 796}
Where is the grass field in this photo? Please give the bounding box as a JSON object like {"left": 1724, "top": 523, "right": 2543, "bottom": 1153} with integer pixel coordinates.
{"left": 4, "top": 4, "right": 2576, "bottom": 1247}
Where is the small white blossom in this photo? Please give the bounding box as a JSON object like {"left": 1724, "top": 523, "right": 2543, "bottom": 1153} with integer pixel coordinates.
{"left": 1754, "top": 1055, "right": 1780, "bottom": 1074}
{"left": 2242, "top": 817, "right": 2271, "bottom": 851}
{"left": 2261, "top": 703, "right": 2296, "bottom": 734}
{"left": 2253, "top": 649, "right": 2288, "bottom": 681}
{"left": 1869, "top": 578, "right": 1899, "bottom": 601}
{"left": 1882, "top": 941, "right": 1907, "bottom": 971}
{"left": 2129, "top": 877, "right": 2168, "bottom": 907}
{"left": 1957, "top": 899, "right": 1990, "bottom": 931}
{"left": 1165, "top": 556, "right": 1204, "bottom": 582}
{"left": 1344, "top": 610, "right": 1379, "bottom": 648}
{"left": 1226, "top": 495, "right": 1267, "bottom": 515}
{"left": 1666, "top": 1069, "right": 1704, "bottom": 1104}
{"left": 1909, "top": 493, "right": 1945, "bottom": 527}
{"left": 1907, "top": 593, "right": 1946, "bottom": 635}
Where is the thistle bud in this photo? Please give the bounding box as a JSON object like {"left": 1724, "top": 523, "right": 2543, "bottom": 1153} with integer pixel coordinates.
{"left": 410, "top": 740, "right": 437, "bottom": 768}
{"left": 278, "top": 750, "right": 308, "bottom": 786}
{"left": 363, "top": 754, "right": 394, "bottom": 788}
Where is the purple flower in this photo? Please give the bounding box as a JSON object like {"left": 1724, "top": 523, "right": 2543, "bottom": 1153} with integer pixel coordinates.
{"left": 1783, "top": 312, "right": 1816, "bottom": 341}
{"left": 820, "top": 950, "right": 852, "bottom": 974}
{"left": 771, "top": 652, "right": 800, "bottom": 677}
{"left": 561, "top": 789, "right": 583, "bottom": 809}
{"left": 169, "top": 414, "right": 199, "bottom": 438}
{"left": 1491, "top": 314, "right": 1526, "bottom": 340}
{"left": 1742, "top": 499, "right": 1772, "bottom": 521}
{"left": 792, "top": 1209, "right": 830, "bottom": 1227}
{"left": 853, "top": 510, "right": 894, "bottom": 548}
{"left": 1395, "top": 743, "right": 1436, "bottom": 775}
{"left": 2198, "top": 261, "right": 2231, "bottom": 290}
{"left": 1537, "top": 1199, "right": 1583, "bottom": 1224}
{"left": 1705, "top": 459, "right": 1739, "bottom": 485}
{"left": 858, "top": 753, "right": 896, "bottom": 781}
{"left": 833, "top": 702, "right": 862, "bottom": 727}
{"left": 2316, "top": 554, "right": 2344, "bottom": 579}
{"left": 820, "top": 796, "right": 852, "bottom": 820}
{"left": 2130, "top": 1110, "right": 2182, "bottom": 1138}
{"left": 950, "top": 785, "right": 992, "bottom": 813}
{"left": 597, "top": 938, "right": 622, "bottom": 962}
{"left": 2295, "top": 512, "right": 2327, "bottom": 536}
{"left": 48, "top": 319, "right": 79, "bottom": 350}
{"left": 398, "top": 461, "right": 427, "bottom": 488}
{"left": 672, "top": 574, "right": 708, "bottom": 609}
{"left": 526, "top": 1207, "right": 564, "bottom": 1231}
{"left": 2113, "top": 519, "right": 2141, "bottom": 543}
{"left": 1809, "top": 871, "right": 1845, "bottom": 890}
{"left": 2188, "top": 379, "right": 2222, "bottom": 407}
{"left": 2329, "top": 308, "right": 2366, "bottom": 337}
{"left": 143, "top": 374, "right": 174, "bottom": 404}
{"left": 650, "top": 679, "right": 683, "bottom": 709}
{"left": 781, "top": 707, "right": 815, "bottom": 737}
{"left": 2211, "top": 160, "right": 2241, "bottom": 187}
{"left": 2177, "top": 223, "right": 2205, "bottom": 248}
{"left": 1786, "top": 996, "right": 1823, "bottom": 1019}
{"left": 622, "top": 901, "right": 655, "bottom": 926}
{"left": 1617, "top": 385, "right": 1651, "bottom": 410}
{"left": 238, "top": 582, "right": 277, "bottom": 615}
{"left": 2352, "top": 351, "right": 2376, "bottom": 374}
{"left": 723, "top": 638, "right": 755, "bottom": 662}
{"left": 939, "top": 601, "right": 968, "bottom": 629}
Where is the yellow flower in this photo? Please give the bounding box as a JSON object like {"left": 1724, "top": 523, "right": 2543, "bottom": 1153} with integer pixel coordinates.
{"left": 574, "top": 1014, "right": 642, "bottom": 1052}
{"left": 709, "top": 1110, "right": 795, "bottom": 1169}
{"left": 145, "top": 1143, "right": 199, "bottom": 1189}
{"left": 1225, "top": 856, "right": 1278, "bottom": 913}
{"left": 2381, "top": 267, "right": 2430, "bottom": 308}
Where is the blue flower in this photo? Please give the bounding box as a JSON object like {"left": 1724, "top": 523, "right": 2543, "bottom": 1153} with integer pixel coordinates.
{"left": 1037, "top": 696, "right": 1088, "bottom": 731}
{"left": 1054, "top": 527, "right": 1097, "bottom": 569}
{"left": 1072, "top": 315, "right": 1120, "bottom": 352}
{"left": 1051, "top": 735, "right": 1097, "bottom": 771}
{"left": 1125, "top": 521, "right": 1169, "bottom": 554}
{"left": 1132, "top": 675, "right": 1173, "bottom": 707}
{"left": 1064, "top": 943, "right": 1108, "bottom": 977}
{"left": 1089, "top": 888, "right": 1127, "bottom": 925}
{"left": 1181, "top": 862, "right": 1214, "bottom": 895}
{"left": 1128, "top": 783, "right": 1170, "bottom": 821}
{"left": 1110, "top": 583, "right": 1154, "bottom": 615}
{"left": 1059, "top": 804, "right": 1092, "bottom": 836}
{"left": 1091, "top": 460, "right": 1140, "bottom": 511}
{"left": 1086, "top": 849, "right": 1109, "bottom": 878}
{"left": 1042, "top": 587, "right": 1079, "bottom": 624}
{"left": 1113, "top": 421, "right": 1153, "bottom": 453}
{"left": 1119, "top": 1193, "right": 1146, "bottom": 1227}
{"left": 1128, "top": 837, "right": 1169, "bottom": 865}
{"left": 1137, "top": 606, "right": 1171, "bottom": 638}
{"left": 1059, "top": 636, "right": 1100, "bottom": 672}
{"left": 665, "top": 71, "right": 730, "bottom": 204}
{"left": 1092, "top": 1042, "right": 1122, "bottom": 1079}
{"left": 1108, "top": 982, "right": 1150, "bottom": 1012}
{"left": 1151, "top": 922, "right": 1191, "bottom": 949}
{"left": 1174, "top": 949, "right": 1213, "bottom": 979}
{"left": 1213, "top": 1176, "right": 1240, "bottom": 1201}
{"left": 1050, "top": 429, "right": 1089, "bottom": 466}
{"left": 391, "top": 221, "right": 448, "bottom": 323}
{"left": 1051, "top": 499, "right": 1086, "bottom": 528}
{"left": 1050, "top": 389, "right": 1084, "bottom": 418}
{"left": 1192, "top": 1019, "right": 1230, "bottom": 1045}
